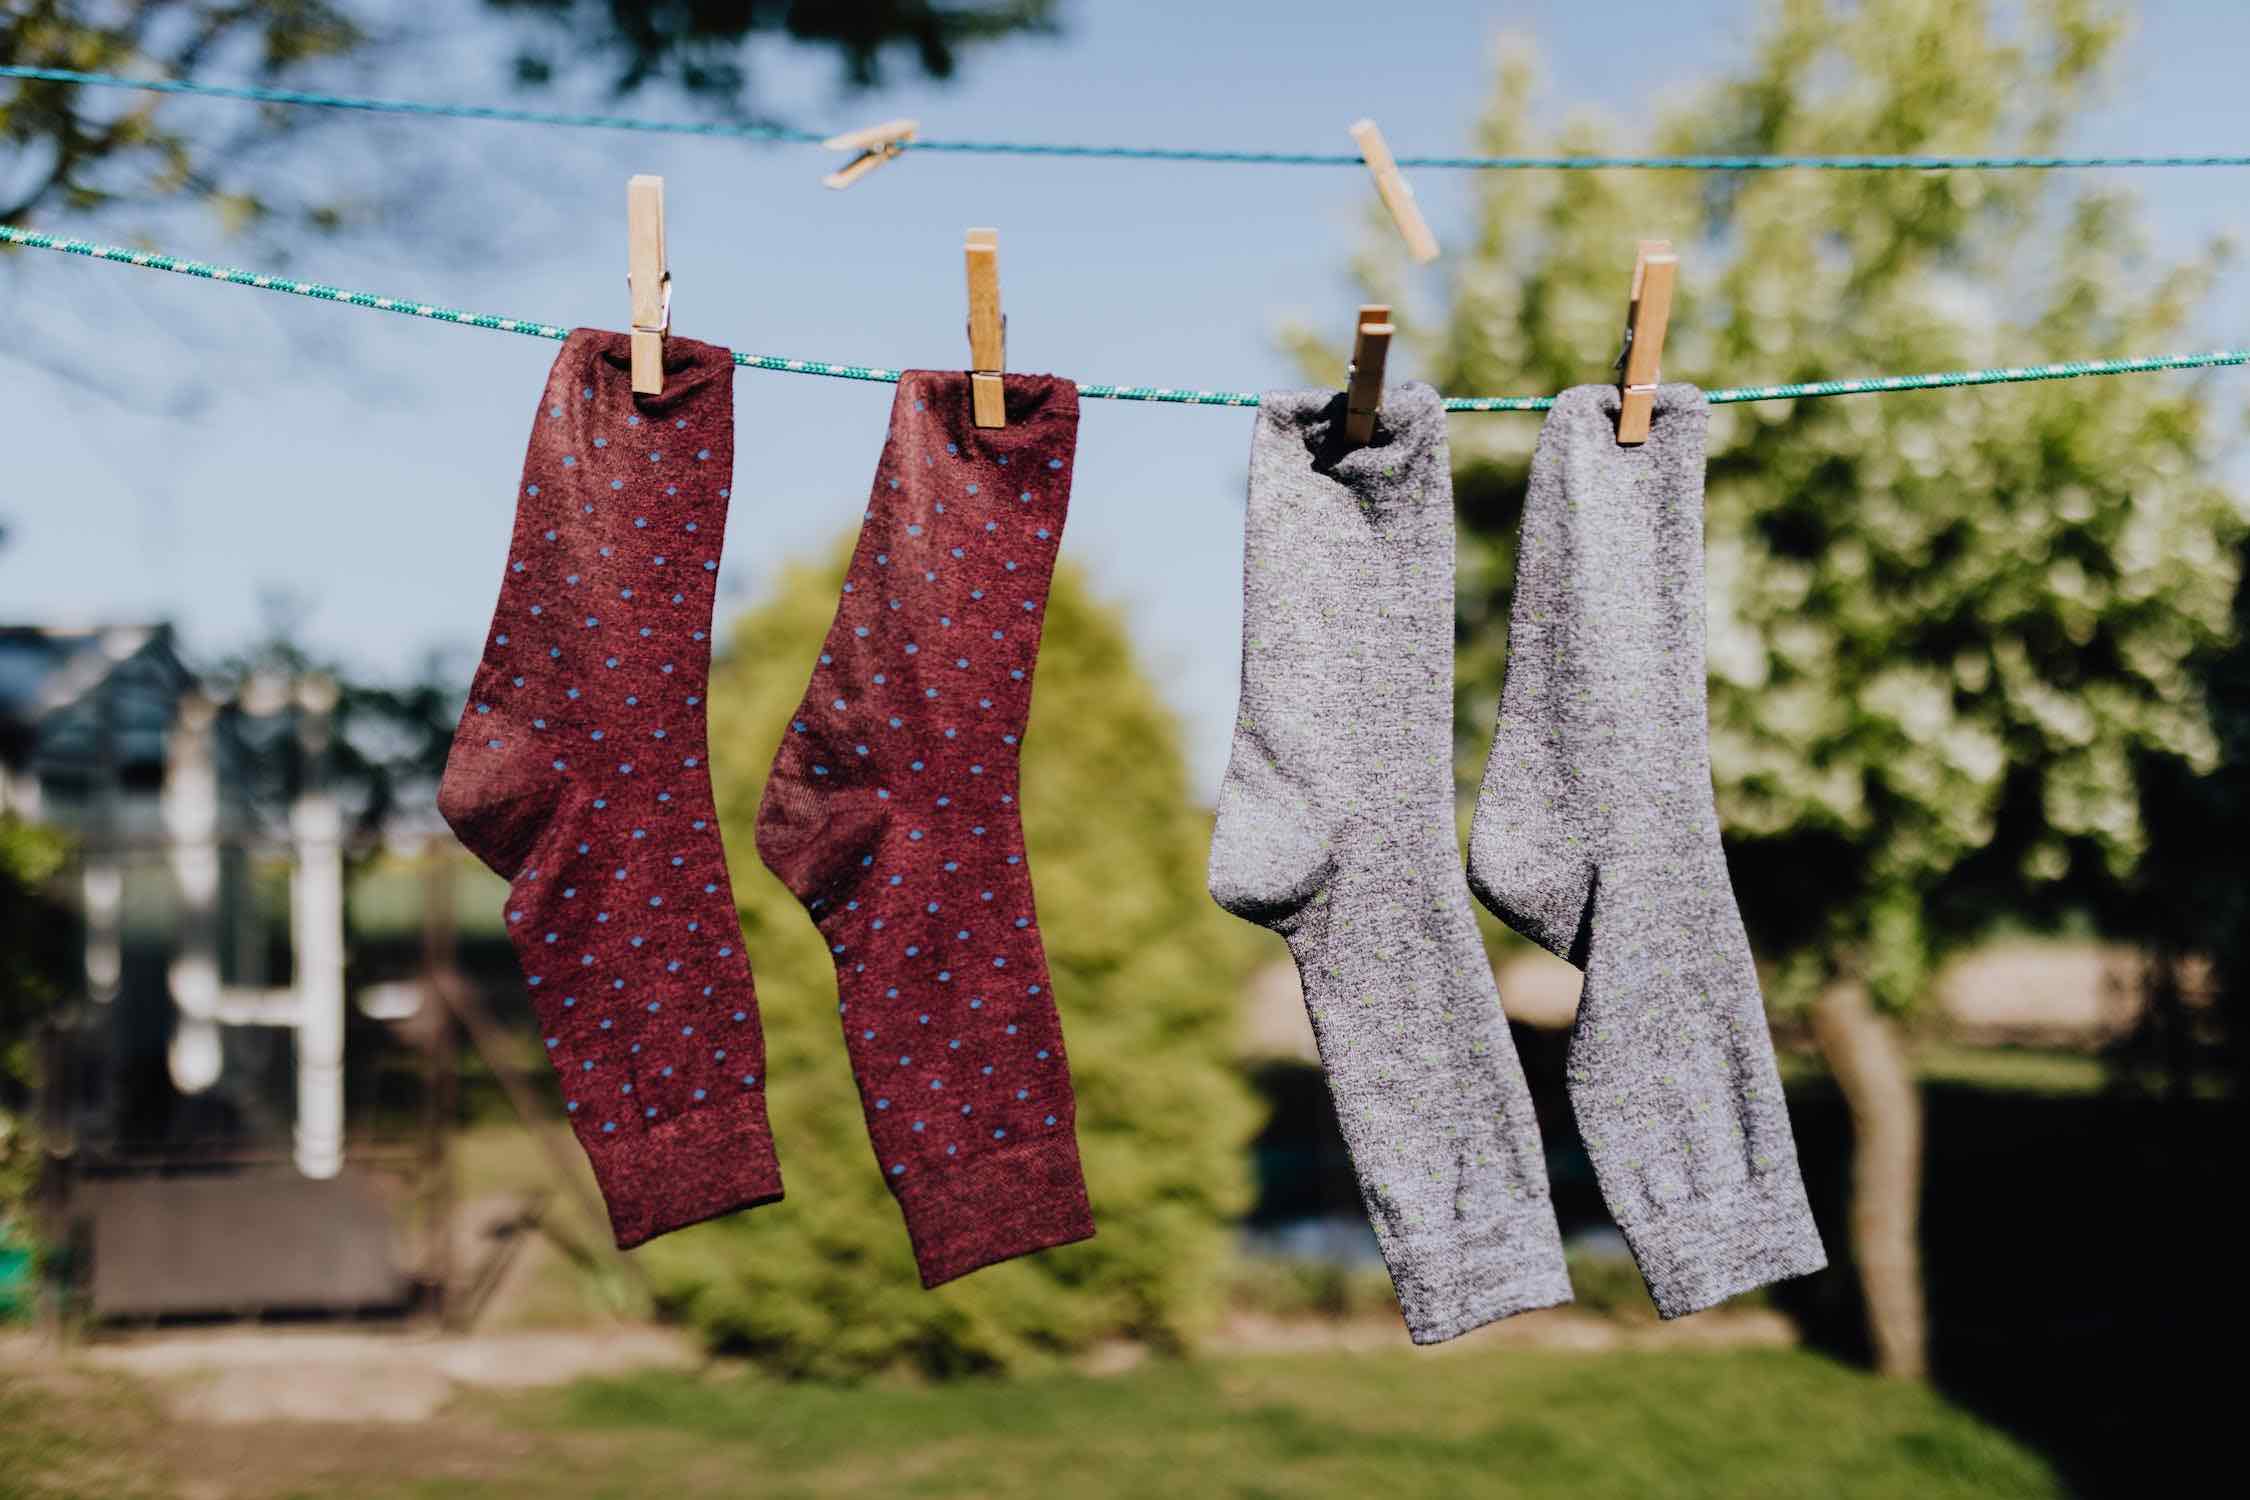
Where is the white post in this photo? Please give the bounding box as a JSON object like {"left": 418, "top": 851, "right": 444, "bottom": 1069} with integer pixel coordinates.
{"left": 82, "top": 690, "right": 122, "bottom": 1005}
{"left": 81, "top": 863, "right": 123, "bottom": 1002}
{"left": 163, "top": 692, "right": 224, "bottom": 1095}
{"left": 291, "top": 676, "right": 346, "bottom": 1181}
{"left": 290, "top": 793, "right": 346, "bottom": 1178}
{"left": 0, "top": 760, "right": 39, "bottom": 818}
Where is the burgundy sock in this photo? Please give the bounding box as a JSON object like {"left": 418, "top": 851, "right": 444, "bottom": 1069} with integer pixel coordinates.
{"left": 756, "top": 371, "right": 1095, "bottom": 1287}
{"left": 439, "top": 328, "right": 783, "bottom": 1249}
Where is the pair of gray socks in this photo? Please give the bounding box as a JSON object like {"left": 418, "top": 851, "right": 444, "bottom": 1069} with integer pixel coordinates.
{"left": 1210, "top": 381, "right": 1825, "bottom": 1342}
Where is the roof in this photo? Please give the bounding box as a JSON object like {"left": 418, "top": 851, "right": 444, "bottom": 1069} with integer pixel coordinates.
{"left": 0, "top": 624, "right": 192, "bottom": 775}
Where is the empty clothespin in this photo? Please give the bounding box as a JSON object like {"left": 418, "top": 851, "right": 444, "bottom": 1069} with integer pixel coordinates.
{"left": 1343, "top": 304, "right": 1393, "bottom": 445}
{"left": 965, "top": 227, "right": 1006, "bottom": 429}
{"left": 1614, "top": 239, "right": 1678, "bottom": 445}
{"left": 1349, "top": 119, "right": 1440, "bottom": 264}
{"left": 627, "top": 174, "right": 669, "bottom": 396}
{"left": 823, "top": 118, "right": 918, "bottom": 189}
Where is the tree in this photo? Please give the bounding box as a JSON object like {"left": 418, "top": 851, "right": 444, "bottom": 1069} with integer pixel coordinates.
{"left": 490, "top": 0, "right": 1060, "bottom": 95}
{"left": 0, "top": 813, "right": 71, "bottom": 1232}
{"left": 2134, "top": 542, "right": 2250, "bottom": 1119}
{"left": 1306, "top": 0, "right": 2244, "bottom": 1376}
{"left": 0, "top": 0, "right": 1057, "bottom": 228}
{"left": 0, "top": 0, "right": 362, "bottom": 226}
{"left": 202, "top": 608, "right": 467, "bottom": 847}
{"left": 0, "top": 516, "right": 73, "bottom": 1240}
{"left": 636, "top": 547, "right": 1261, "bottom": 1378}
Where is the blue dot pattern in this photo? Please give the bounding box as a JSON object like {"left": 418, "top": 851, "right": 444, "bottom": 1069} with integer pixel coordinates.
{"left": 753, "top": 371, "right": 1095, "bottom": 1287}
{"left": 438, "top": 328, "right": 783, "bottom": 1249}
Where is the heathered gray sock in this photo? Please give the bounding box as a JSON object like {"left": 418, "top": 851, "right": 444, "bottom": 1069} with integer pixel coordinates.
{"left": 1211, "top": 383, "right": 1572, "bottom": 1344}
{"left": 1467, "top": 383, "right": 1827, "bottom": 1319}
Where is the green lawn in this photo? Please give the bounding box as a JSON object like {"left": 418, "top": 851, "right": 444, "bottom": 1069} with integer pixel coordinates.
{"left": 5, "top": 1344, "right": 2059, "bottom": 1499}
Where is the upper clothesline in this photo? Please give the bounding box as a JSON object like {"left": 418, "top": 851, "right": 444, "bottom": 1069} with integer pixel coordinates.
{"left": 4, "top": 225, "right": 2246, "bottom": 410}
{"left": 8, "top": 64, "right": 2250, "bottom": 172}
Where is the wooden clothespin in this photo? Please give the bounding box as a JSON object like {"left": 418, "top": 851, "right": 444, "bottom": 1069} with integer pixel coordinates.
{"left": 627, "top": 174, "right": 669, "bottom": 396}
{"left": 1343, "top": 304, "right": 1393, "bottom": 445}
{"left": 823, "top": 118, "right": 918, "bottom": 189}
{"left": 965, "top": 227, "right": 1006, "bottom": 429}
{"left": 1349, "top": 119, "right": 1440, "bottom": 264}
{"left": 1615, "top": 239, "right": 1678, "bottom": 445}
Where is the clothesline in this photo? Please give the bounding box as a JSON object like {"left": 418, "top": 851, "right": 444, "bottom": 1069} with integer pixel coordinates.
{"left": 5, "top": 226, "right": 2246, "bottom": 410}
{"left": 8, "top": 64, "right": 2250, "bottom": 173}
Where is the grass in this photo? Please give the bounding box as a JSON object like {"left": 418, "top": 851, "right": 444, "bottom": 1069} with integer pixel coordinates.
{"left": 0, "top": 1372, "right": 174, "bottom": 1500}
{"left": 1774, "top": 1036, "right": 2232, "bottom": 1101}
{"left": 347, "top": 851, "right": 510, "bottom": 942}
{"left": 3, "top": 1344, "right": 2061, "bottom": 1499}
{"left": 1220, "top": 1254, "right": 1402, "bottom": 1322}
{"left": 1911, "top": 1042, "right": 2111, "bottom": 1095}
{"left": 1773, "top": 1039, "right": 2117, "bottom": 1096}
{"left": 446, "top": 1124, "right": 651, "bottom": 1329}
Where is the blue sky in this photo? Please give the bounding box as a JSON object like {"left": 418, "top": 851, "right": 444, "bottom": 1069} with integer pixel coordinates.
{"left": 3, "top": 0, "right": 2247, "bottom": 797}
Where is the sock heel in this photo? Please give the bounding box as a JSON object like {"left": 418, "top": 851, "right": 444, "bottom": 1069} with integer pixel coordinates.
{"left": 1206, "top": 813, "right": 1337, "bottom": 928}
{"left": 1206, "top": 745, "right": 1336, "bottom": 927}
{"left": 1465, "top": 811, "right": 1595, "bottom": 963}
{"left": 438, "top": 746, "right": 563, "bottom": 881}
{"left": 755, "top": 763, "right": 885, "bottom": 913}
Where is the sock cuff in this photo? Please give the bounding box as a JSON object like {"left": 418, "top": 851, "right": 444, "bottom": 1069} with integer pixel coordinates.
{"left": 893, "top": 1133, "right": 1096, "bottom": 1288}
{"left": 1613, "top": 1169, "right": 1828, "bottom": 1319}
{"left": 561, "top": 326, "right": 736, "bottom": 408}
{"left": 1527, "top": 382, "right": 1710, "bottom": 555}
{"left": 580, "top": 1089, "right": 784, "bottom": 1250}
{"left": 1386, "top": 1212, "right": 1575, "bottom": 1344}
{"left": 894, "top": 368, "right": 1081, "bottom": 437}
{"left": 1543, "top": 379, "right": 1707, "bottom": 430}
{"left": 1249, "top": 382, "right": 1450, "bottom": 520}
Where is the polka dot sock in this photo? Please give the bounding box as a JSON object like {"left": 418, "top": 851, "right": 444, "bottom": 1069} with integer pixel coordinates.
{"left": 1466, "top": 384, "right": 1824, "bottom": 1318}
{"left": 439, "top": 329, "right": 783, "bottom": 1250}
{"left": 755, "top": 372, "right": 1095, "bottom": 1288}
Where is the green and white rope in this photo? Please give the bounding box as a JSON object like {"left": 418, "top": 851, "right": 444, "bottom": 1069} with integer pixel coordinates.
{"left": 5, "top": 225, "right": 2245, "bottom": 409}
{"left": 0, "top": 226, "right": 574, "bottom": 340}
{"left": 9, "top": 65, "right": 2250, "bottom": 172}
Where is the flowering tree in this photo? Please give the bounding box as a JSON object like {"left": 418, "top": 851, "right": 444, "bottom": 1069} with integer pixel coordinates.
{"left": 1304, "top": 0, "right": 2245, "bottom": 1375}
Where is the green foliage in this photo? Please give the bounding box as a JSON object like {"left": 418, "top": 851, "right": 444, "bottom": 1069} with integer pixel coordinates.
{"left": 0, "top": 812, "right": 71, "bottom": 1229}
{"left": 2134, "top": 540, "right": 2250, "bottom": 1095}
{"left": 1304, "top": 0, "right": 2245, "bottom": 1011}
{"left": 200, "top": 626, "right": 463, "bottom": 846}
{"left": 489, "top": 0, "right": 1060, "bottom": 94}
{"left": 1, "top": 1, "right": 1056, "bottom": 228}
{"left": 1222, "top": 1253, "right": 1401, "bottom": 1323}
{"left": 0, "top": 0, "right": 363, "bottom": 225}
{"left": 638, "top": 548, "right": 1259, "bottom": 1378}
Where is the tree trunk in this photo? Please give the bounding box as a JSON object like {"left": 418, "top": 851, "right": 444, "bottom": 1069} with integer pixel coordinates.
{"left": 1811, "top": 982, "right": 1928, "bottom": 1380}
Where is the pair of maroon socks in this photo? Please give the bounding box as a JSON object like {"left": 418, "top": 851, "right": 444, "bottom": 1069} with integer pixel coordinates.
{"left": 438, "top": 329, "right": 1093, "bottom": 1285}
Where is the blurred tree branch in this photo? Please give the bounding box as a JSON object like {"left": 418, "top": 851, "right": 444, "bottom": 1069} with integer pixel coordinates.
{"left": 0, "top": 0, "right": 364, "bottom": 227}
{"left": 0, "top": 0, "right": 1061, "bottom": 231}
{"left": 486, "top": 0, "right": 1060, "bottom": 96}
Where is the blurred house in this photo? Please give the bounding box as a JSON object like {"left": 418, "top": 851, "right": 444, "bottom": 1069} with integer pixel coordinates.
{"left": 0, "top": 623, "right": 191, "bottom": 823}
{"left": 3, "top": 622, "right": 407, "bottom": 1321}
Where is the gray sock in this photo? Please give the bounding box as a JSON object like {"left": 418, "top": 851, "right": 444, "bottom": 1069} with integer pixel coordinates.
{"left": 1211, "top": 383, "right": 1572, "bottom": 1343}
{"left": 1467, "top": 383, "right": 1827, "bottom": 1318}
